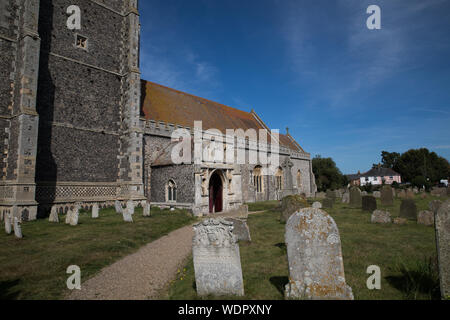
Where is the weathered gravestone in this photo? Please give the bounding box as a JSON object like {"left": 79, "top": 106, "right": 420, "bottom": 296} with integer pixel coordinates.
{"left": 280, "top": 195, "right": 310, "bottom": 223}
{"left": 435, "top": 200, "right": 450, "bottom": 299}
{"left": 122, "top": 201, "right": 134, "bottom": 222}
{"left": 312, "top": 202, "right": 322, "bottom": 209}
{"left": 49, "top": 206, "right": 59, "bottom": 223}
{"left": 326, "top": 190, "right": 339, "bottom": 201}
{"left": 429, "top": 200, "right": 443, "bottom": 215}
{"left": 362, "top": 196, "right": 377, "bottom": 212}
{"left": 406, "top": 189, "right": 415, "bottom": 199}
{"left": 316, "top": 192, "right": 326, "bottom": 199}
{"left": 417, "top": 210, "right": 434, "bottom": 227}
{"left": 341, "top": 192, "right": 350, "bottom": 204}
{"left": 4, "top": 210, "right": 12, "bottom": 234}
{"left": 400, "top": 199, "right": 417, "bottom": 220}
{"left": 13, "top": 217, "right": 22, "bottom": 239}
{"left": 371, "top": 210, "right": 391, "bottom": 224}
{"left": 115, "top": 200, "right": 123, "bottom": 214}
{"left": 193, "top": 219, "right": 244, "bottom": 296}
{"left": 92, "top": 203, "right": 99, "bottom": 219}
{"left": 349, "top": 187, "right": 362, "bottom": 208}
{"left": 285, "top": 208, "right": 354, "bottom": 300}
{"left": 361, "top": 191, "right": 368, "bottom": 196}
{"left": 322, "top": 198, "right": 334, "bottom": 209}
{"left": 373, "top": 191, "right": 381, "bottom": 198}
{"left": 380, "top": 185, "right": 394, "bottom": 206}
{"left": 397, "top": 190, "right": 406, "bottom": 199}
{"left": 224, "top": 217, "right": 251, "bottom": 242}
{"left": 65, "top": 203, "right": 81, "bottom": 226}
{"left": 143, "top": 201, "right": 151, "bottom": 217}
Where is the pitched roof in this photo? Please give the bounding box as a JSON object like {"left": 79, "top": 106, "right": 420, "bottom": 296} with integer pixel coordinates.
{"left": 140, "top": 80, "right": 304, "bottom": 152}
{"left": 362, "top": 167, "right": 401, "bottom": 177}
{"left": 346, "top": 167, "right": 401, "bottom": 180}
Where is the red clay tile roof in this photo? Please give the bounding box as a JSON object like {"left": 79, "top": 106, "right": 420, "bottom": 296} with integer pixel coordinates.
{"left": 141, "top": 80, "right": 304, "bottom": 152}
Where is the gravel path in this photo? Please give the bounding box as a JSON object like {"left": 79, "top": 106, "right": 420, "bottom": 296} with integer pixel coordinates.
{"left": 67, "top": 224, "right": 194, "bottom": 300}
{"left": 67, "top": 210, "right": 265, "bottom": 300}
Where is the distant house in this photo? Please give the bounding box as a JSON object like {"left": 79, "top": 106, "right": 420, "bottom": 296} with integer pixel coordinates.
{"left": 346, "top": 167, "right": 402, "bottom": 186}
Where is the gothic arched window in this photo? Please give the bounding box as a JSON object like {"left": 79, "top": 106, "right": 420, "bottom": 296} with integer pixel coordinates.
{"left": 253, "top": 166, "right": 263, "bottom": 193}
{"left": 275, "top": 167, "right": 283, "bottom": 191}
{"left": 166, "top": 180, "right": 177, "bottom": 202}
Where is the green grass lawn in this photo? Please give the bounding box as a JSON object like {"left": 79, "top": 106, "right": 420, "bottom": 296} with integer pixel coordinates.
{"left": 167, "top": 194, "right": 445, "bottom": 300}
{"left": 0, "top": 207, "right": 195, "bottom": 300}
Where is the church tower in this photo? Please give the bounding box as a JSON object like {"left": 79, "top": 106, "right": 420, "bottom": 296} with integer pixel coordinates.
{"left": 0, "top": 0, "right": 145, "bottom": 219}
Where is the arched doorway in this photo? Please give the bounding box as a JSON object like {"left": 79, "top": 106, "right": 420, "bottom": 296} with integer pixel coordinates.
{"left": 209, "top": 171, "right": 223, "bottom": 213}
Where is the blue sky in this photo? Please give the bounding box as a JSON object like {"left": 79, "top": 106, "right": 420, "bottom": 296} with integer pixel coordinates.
{"left": 139, "top": 0, "right": 450, "bottom": 174}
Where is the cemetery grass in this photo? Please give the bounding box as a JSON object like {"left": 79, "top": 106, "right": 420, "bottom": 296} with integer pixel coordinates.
{"left": 167, "top": 195, "right": 443, "bottom": 300}
{"left": 0, "top": 207, "right": 196, "bottom": 300}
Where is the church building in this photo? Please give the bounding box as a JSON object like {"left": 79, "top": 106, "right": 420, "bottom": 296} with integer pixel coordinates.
{"left": 0, "top": 0, "right": 316, "bottom": 219}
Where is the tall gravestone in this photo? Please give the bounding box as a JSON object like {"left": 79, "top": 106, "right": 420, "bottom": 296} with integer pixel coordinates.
{"left": 193, "top": 219, "right": 244, "bottom": 296}
{"left": 285, "top": 208, "right": 353, "bottom": 300}
{"left": 380, "top": 185, "right": 394, "bottom": 206}
{"left": 143, "top": 201, "right": 151, "bottom": 217}
{"left": 4, "top": 211, "right": 12, "bottom": 234}
{"left": 92, "top": 204, "right": 99, "bottom": 219}
{"left": 362, "top": 196, "right": 377, "bottom": 212}
{"left": 349, "top": 187, "right": 362, "bottom": 208}
{"left": 49, "top": 206, "right": 59, "bottom": 223}
{"left": 435, "top": 200, "right": 450, "bottom": 299}
{"left": 341, "top": 192, "right": 350, "bottom": 204}
{"left": 400, "top": 200, "right": 417, "bottom": 220}
{"left": 13, "top": 217, "right": 23, "bottom": 239}
{"left": 115, "top": 200, "right": 123, "bottom": 214}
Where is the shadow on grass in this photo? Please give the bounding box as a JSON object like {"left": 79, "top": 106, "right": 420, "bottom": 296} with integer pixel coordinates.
{"left": 0, "top": 279, "right": 21, "bottom": 300}
{"left": 385, "top": 256, "right": 441, "bottom": 300}
{"left": 269, "top": 276, "right": 288, "bottom": 297}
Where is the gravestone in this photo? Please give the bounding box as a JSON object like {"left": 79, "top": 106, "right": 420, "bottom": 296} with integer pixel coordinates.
{"left": 49, "top": 206, "right": 59, "bottom": 223}
{"left": 435, "top": 200, "right": 450, "bottom": 298}
{"left": 417, "top": 210, "right": 434, "bottom": 227}
{"left": 394, "top": 218, "right": 407, "bottom": 225}
{"left": 115, "top": 200, "right": 123, "bottom": 214}
{"left": 361, "top": 191, "right": 368, "bottom": 196}
{"left": 326, "top": 190, "right": 338, "bottom": 201}
{"left": 397, "top": 190, "right": 406, "bottom": 199}
{"left": 373, "top": 191, "right": 381, "bottom": 198}
{"left": 429, "top": 200, "right": 443, "bottom": 215}
{"left": 380, "top": 185, "right": 394, "bottom": 206}
{"left": 322, "top": 198, "right": 334, "bottom": 209}
{"left": 312, "top": 202, "right": 322, "bottom": 209}
{"left": 280, "top": 195, "right": 310, "bottom": 223}
{"left": 13, "top": 217, "right": 22, "bottom": 239}
{"left": 143, "top": 201, "right": 151, "bottom": 217}
{"left": 362, "top": 196, "right": 377, "bottom": 212}
{"left": 400, "top": 200, "right": 417, "bottom": 220}
{"left": 285, "top": 208, "right": 353, "bottom": 300}
{"left": 126, "top": 200, "right": 135, "bottom": 215}
{"left": 349, "top": 187, "right": 362, "bottom": 208}
{"left": 4, "top": 211, "right": 12, "bottom": 234}
{"left": 92, "top": 203, "right": 99, "bottom": 219}
{"left": 341, "top": 192, "right": 350, "bottom": 204}
{"left": 406, "top": 189, "right": 415, "bottom": 199}
{"left": 193, "top": 219, "right": 244, "bottom": 296}
{"left": 316, "top": 192, "right": 326, "bottom": 199}
{"left": 371, "top": 210, "right": 391, "bottom": 224}
{"left": 68, "top": 204, "right": 81, "bottom": 226}
{"left": 224, "top": 217, "right": 251, "bottom": 242}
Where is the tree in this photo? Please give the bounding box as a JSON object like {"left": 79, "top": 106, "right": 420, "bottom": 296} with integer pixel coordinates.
{"left": 312, "top": 155, "right": 347, "bottom": 192}
{"left": 381, "top": 151, "right": 401, "bottom": 169}
{"left": 380, "top": 149, "right": 450, "bottom": 185}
